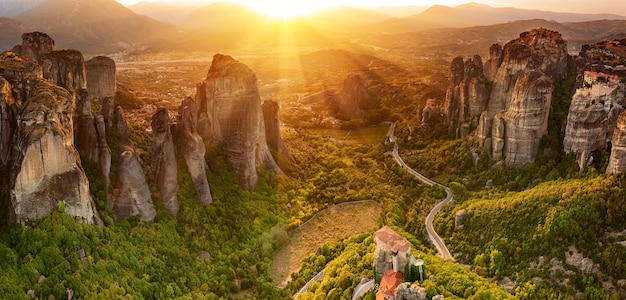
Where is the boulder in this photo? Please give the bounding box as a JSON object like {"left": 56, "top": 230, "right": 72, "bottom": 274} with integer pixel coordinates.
{"left": 151, "top": 107, "right": 180, "bottom": 216}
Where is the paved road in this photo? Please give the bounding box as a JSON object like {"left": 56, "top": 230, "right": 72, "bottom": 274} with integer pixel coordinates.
{"left": 391, "top": 143, "right": 454, "bottom": 260}
{"left": 351, "top": 279, "right": 375, "bottom": 300}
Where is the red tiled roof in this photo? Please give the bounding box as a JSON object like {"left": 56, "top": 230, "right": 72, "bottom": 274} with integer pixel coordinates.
{"left": 377, "top": 270, "right": 405, "bottom": 300}
{"left": 375, "top": 226, "right": 411, "bottom": 253}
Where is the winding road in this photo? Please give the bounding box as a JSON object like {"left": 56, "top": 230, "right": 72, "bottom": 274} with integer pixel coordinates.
{"left": 391, "top": 139, "right": 454, "bottom": 260}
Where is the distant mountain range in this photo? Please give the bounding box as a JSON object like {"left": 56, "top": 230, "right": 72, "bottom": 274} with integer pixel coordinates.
{"left": 373, "top": 2, "right": 626, "bottom": 33}
{"left": 0, "top": 0, "right": 626, "bottom": 55}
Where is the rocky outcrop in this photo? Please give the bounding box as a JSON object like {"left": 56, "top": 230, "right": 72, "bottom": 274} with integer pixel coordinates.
{"left": 11, "top": 32, "right": 55, "bottom": 62}
{"left": 1, "top": 48, "right": 102, "bottom": 226}
{"left": 39, "top": 50, "right": 87, "bottom": 92}
{"left": 74, "top": 90, "right": 99, "bottom": 163}
{"left": 446, "top": 28, "right": 568, "bottom": 167}
{"left": 262, "top": 100, "right": 294, "bottom": 162}
{"left": 444, "top": 55, "right": 489, "bottom": 136}
{"left": 85, "top": 56, "right": 116, "bottom": 100}
{"left": 114, "top": 150, "right": 156, "bottom": 222}
{"left": 195, "top": 54, "right": 282, "bottom": 191}
{"left": 501, "top": 70, "right": 554, "bottom": 166}
{"left": 484, "top": 44, "right": 503, "bottom": 81}
{"left": 0, "top": 77, "right": 17, "bottom": 165}
{"left": 95, "top": 115, "right": 111, "bottom": 195}
{"left": 4, "top": 78, "right": 102, "bottom": 226}
{"left": 0, "top": 51, "right": 43, "bottom": 103}
{"left": 111, "top": 106, "right": 156, "bottom": 221}
{"left": 564, "top": 71, "right": 624, "bottom": 169}
{"left": 607, "top": 112, "right": 626, "bottom": 174}
{"left": 337, "top": 74, "right": 367, "bottom": 120}
{"left": 151, "top": 107, "right": 180, "bottom": 216}
{"left": 421, "top": 99, "right": 439, "bottom": 125}
{"left": 179, "top": 98, "right": 212, "bottom": 205}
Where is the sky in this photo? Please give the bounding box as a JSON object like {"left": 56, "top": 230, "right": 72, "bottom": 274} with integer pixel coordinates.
{"left": 115, "top": 0, "right": 626, "bottom": 17}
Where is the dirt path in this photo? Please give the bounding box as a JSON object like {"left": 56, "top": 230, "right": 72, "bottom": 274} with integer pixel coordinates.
{"left": 271, "top": 201, "right": 380, "bottom": 288}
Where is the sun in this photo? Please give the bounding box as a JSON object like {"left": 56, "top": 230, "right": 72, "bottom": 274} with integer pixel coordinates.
{"left": 234, "top": 0, "right": 330, "bottom": 20}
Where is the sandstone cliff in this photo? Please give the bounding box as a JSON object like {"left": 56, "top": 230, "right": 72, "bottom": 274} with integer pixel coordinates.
{"left": 564, "top": 71, "right": 625, "bottom": 169}
{"left": 337, "top": 74, "right": 367, "bottom": 120}
{"left": 85, "top": 56, "right": 116, "bottom": 100}
{"left": 11, "top": 32, "right": 55, "bottom": 62}
{"left": 178, "top": 97, "right": 213, "bottom": 205}
{"left": 607, "top": 112, "right": 626, "bottom": 174}
{"left": 444, "top": 55, "right": 489, "bottom": 136}
{"left": 445, "top": 28, "right": 568, "bottom": 167}
{"left": 111, "top": 106, "right": 156, "bottom": 221}
{"left": 262, "top": 100, "right": 294, "bottom": 163}
{"left": 0, "top": 54, "right": 102, "bottom": 226}
{"left": 195, "top": 54, "right": 282, "bottom": 191}
{"left": 151, "top": 107, "right": 180, "bottom": 216}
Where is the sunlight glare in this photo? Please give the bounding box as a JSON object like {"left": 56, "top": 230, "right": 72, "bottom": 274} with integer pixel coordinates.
{"left": 234, "top": 0, "right": 327, "bottom": 19}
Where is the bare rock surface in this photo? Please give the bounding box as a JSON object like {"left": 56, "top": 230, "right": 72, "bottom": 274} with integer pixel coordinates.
{"left": 151, "top": 107, "right": 180, "bottom": 216}
{"left": 565, "top": 71, "right": 625, "bottom": 169}
{"left": 179, "top": 98, "right": 212, "bottom": 205}
{"left": 195, "top": 54, "right": 282, "bottom": 191}
{"left": 85, "top": 56, "right": 116, "bottom": 100}
{"left": 111, "top": 106, "right": 156, "bottom": 221}
{"left": 607, "top": 112, "right": 626, "bottom": 174}
{"left": 446, "top": 28, "right": 568, "bottom": 166}
{"left": 262, "top": 100, "right": 294, "bottom": 162}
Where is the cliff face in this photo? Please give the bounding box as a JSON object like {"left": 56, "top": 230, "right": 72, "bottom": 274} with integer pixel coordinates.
{"left": 39, "top": 49, "right": 87, "bottom": 92}
{"left": 445, "top": 28, "right": 568, "bottom": 167}
{"left": 564, "top": 72, "right": 625, "bottom": 169}
{"left": 11, "top": 32, "right": 55, "bottom": 62}
{"left": 607, "top": 112, "right": 626, "bottom": 174}
{"left": 151, "top": 107, "right": 180, "bottom": 216}
{"left": 195, "top": 54, "right": 282, "bottom": 191}
{"left": 1, "top": 73, "right": 102, "bottom": 226}
{"left": 85, "top": 56, "right": 116, "bottom": 100}
{"left": 337, "top": 74, "right": 367, "bottom": 120}
{"left": 111, "top": 106, "right": 156, "bottom": 222}
{"left": 262, "top": 100, "right": 294, "bottom": 162}
{"left": 178, "top": 97, "right": 212, "bottom": 205}
{"left": 444, "top": 55, "right": 489, "bottom": 136}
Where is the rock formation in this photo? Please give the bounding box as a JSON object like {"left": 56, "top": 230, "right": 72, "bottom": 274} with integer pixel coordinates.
{"left": 11, "top": 32, "right": 55, "bottom": 62}
{"left": 262, "top": 100, "right": 294, "bottom": 162}
{"left": 74, "top": 90, "right": 99, "bottom": 163}
{"left": 607, "top": 112, "right": 626, "bottom": 174}
{"left": 564, "top": 71, "right": 625, "bottom": 169}
{"left": 85, "top": 56, "right": 116, "bottom": 100}
{"left": 337, "top": 74, "right": 367, "bottom": 120}
{"left": 194, "top": 54, "right": 282, "bottom": 191}
{"left": 151, "top": 107, "right": 180, "bottom": 216}
{"left": 0, "top": 54, "right": 101, "bottom": 226}
{"left": 445, "top": 28, "right": 568, "bottom": 167}
{"left": 39, "top": 49, "right": 87, "bottom": 92}
{"left": 95, "top": 115, "right": 111, "bottom": 195}
{"left": 421, "top": 99, "right": 439, "bottom": 125}
{"left": 444, "top": 55, "right": 489, "bottom": 136}
{"left": 111, "top": 106, "right": 156, "bottom": 221}
{"left": 114, "top": 150, "right": 157, "bottom": 222}
{"left": 0, "top": 77, "right": 17, "bottom": 166}
{"left": 179, "top": 98, "right": 212, "bottom": 205}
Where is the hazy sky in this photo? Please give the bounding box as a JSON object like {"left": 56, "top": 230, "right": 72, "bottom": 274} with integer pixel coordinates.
{"left": 115, "top": 0, "right": 626, "bottom": 16}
